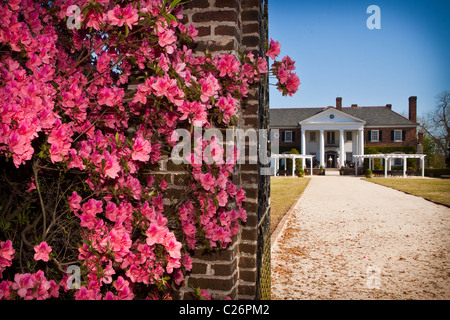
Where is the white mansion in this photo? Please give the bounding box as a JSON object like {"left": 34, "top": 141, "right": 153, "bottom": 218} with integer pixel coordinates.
{"left": 270, "top": 96, "right": 422, "bottom": 171}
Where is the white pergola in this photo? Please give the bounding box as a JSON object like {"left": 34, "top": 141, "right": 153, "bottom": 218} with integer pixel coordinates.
{"left": 272, "top": 154, "right": 314, "bottom": 177}
{"left": 353, "top": 154, "right": 426, "bottom": 178}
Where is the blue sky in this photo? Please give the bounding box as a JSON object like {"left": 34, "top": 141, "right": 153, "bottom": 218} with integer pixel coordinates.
{"left": 268, "top": 0, "right": 450, "bottom": 118}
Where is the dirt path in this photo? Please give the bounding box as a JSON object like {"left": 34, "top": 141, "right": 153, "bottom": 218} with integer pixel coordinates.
{"left": 271, "top": 176, "right": 450, "bottom": 300}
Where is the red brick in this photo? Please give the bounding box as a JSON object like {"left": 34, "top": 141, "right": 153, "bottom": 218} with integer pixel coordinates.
{"left": 241, "top": 9, "right": 259, "bottom": 22}
{"left": 239, "top": 270, "right": 257, "bottom": 282}
{"left": 241, "top": 227, "right": 257, "bottom": 241}
{"left": 192, "top": 10, "right": 238, "bottom": 23}
{"left": 239, "top": 256, "right": 256, "bottom": 269}
{"left": 183, "top": 0, "right": 211, "bottom": 9}
{"left": 214, "top": 25, "right": 240, "bottom": 40}
{"left": 238, "top": 284, "right": 256, "bottom": 296}
{"left": 243, "top": 23, "right": 259, "bottom": 34}
{"left": 196, "top": 26, "right": 211, "bottom": 37}
{"left": 215, "top": 0, "right": 239, "bottom": 9}
{"left": 242, "top": 35, "right": 260, "bottom": 47}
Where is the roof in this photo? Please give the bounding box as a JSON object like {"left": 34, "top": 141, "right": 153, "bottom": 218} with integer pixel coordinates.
{"left": 269, "top": 106, "right": 417, "bottom": 128}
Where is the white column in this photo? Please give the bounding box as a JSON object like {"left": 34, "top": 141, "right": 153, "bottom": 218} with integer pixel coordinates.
{"left": 384, "top": 156, "right": 388, "bottom": 178}
{"left": 358, "top": 129, "right": 364, "bottom": 166}
{"left": 301, "top": 129, "right": 306, "bottom": 170}
{"left": 339, "top": 129, "right": 345, "bottom": 169}
{"left": 319, "top": 129, "right": 325, "bottom": 168}
{"left": 403, "top": 157, "right": 407, "bottom": 178}
{"left": 310, "top": 157, "right": 313, "bottom": 176}
{"left": 421, "top": 157, "right": 425, "bottom": 178}
{"left": 291, "top": 156, "right": 295, "bottom": 177}
{"left": 274, "top": 157, "right": 277, "bottom": 176}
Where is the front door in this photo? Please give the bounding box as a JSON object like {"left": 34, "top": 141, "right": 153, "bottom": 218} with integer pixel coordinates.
{"left": 326, "top": 152, "right": 337, "bottom": 168}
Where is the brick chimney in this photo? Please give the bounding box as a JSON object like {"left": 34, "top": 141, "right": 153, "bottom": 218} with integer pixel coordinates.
{"left": 336, "top": 97, "right": 342, "bottom": 111}
{"left": 351, "top": 104, "right": 358, "bottom": 108}
{"left": 386, "top": 104, "right": 392, "bottom": 110}
{"left": 409, "top": 96, "right": 417, "bottom": 123}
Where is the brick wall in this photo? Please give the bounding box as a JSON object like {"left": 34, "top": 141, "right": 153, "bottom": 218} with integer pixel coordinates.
{"left": 365, "top": 127, "right": 417, "bottom": 148}
{"left": 278, "top": 128, "right": 301, "bottom": 149}
{"left": 175, "top": 0, "right": 270, "bottom": 300}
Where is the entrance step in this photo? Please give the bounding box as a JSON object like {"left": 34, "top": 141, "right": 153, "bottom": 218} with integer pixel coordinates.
{"left": 325, "top": 168, "right": 340, "bottom": 176}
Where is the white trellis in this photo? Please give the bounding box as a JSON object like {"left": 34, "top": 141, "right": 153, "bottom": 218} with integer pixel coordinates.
{"left": 353, "top": 154, "right": 426, "bottom": 178}
{"left": 271, "top": 154, "right": 314, "bottom": 177}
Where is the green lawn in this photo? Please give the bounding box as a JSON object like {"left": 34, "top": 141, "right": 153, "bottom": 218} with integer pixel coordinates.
{"left": 364, "top": 178, "right": 450, "bottom": 206}
{"left": 270, "top": 177, "right": 311, "bottom": 234}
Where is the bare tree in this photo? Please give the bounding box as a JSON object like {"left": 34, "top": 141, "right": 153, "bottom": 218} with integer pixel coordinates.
{"left": 419, "top": 91, "right": 450, "bottom": 168}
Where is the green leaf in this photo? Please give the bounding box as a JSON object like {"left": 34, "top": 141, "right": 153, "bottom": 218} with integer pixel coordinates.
{"left": 169, "top": 0, "right": 183, "bottom": 9}
{"left": 166, "top": 13, "right": 177, "bottom": 22}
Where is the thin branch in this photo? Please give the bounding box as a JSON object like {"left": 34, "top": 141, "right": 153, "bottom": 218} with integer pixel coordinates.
{"left": 33, "top": 159, "right": 47, "bottom": 241}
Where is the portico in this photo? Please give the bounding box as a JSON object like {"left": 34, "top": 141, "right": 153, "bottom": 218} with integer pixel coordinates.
{"left": 299, "top": 107, "right": 366, "bottom": 169}
{"left": 353, "top": 154, "right": 426, "bottom": 178}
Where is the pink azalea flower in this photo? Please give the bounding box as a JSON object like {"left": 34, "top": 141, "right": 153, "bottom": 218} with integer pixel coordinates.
{"left": 215, "top": 95, "right": 237, "bottom": 124}
{"left": 79, "top": 199, "right": 103, "bottom": 230}
{"left": 33, "top": 241, "right": 52, "bottom": 262}
{"left": 266, "top": 38, "right": 281, "bottom": 60}
{"left": 200, "top": 74, "right": 220, "bottom": 103}
{"left": 131, "top": 136, "right": 151, "bottom": 162}
{"left": 0, "top": 280, "right": 13, "bottom": 300}
{"left": 217, "top": 190, "right": 228, "bottom": 207}
{"left": 166, "top": 256, "right": 181, "bottom": 274}
{"left": 25, "top": 177, "right": 36, "bottom": 193}
{"left": 0, "top": 240, "right": 15, "bottom": 277}
{"left": 11, "top": 273, "right": 35, "bottom": 298}
{"left": 102, "top": 151, "right": 121, "bottom": 179}
{"left": 173, "top": 268, "right": 183, "bottom": 285}
{"left": 101, "top": 261, "right": 115, "bottom": 284}
{"left": 235, "top": 187, "right": 246, "bottom": 206}
{"left": 48, "top": 123, "right": 73, "bottom": 163}
{"left": 164, "top": 233, "right": 182, "bottom": 260}
{"left": 200, "top": 289, "right": 211, "bottom": 300}
{"left": 215, "top": 54, "right": 239, "bottom": 77}
{"left": 103, "top": 291, "right": 117, "bottom": 300}
{"left": 121, "top": 5, "right": 139, "bottom": 30}
{"left": 0, "top": 240, "right": 15, "bottom": 262}
{"left": 199, "top": 173, "right": 216, "bottom": 192}
{"left": 285, "top": 72, "right": 300, "bottom": 96}
{"left": 145, "top": 223, "right": 167, "bottom": 246}
{"left": 158, "top": 29, "right": 177, "bottom": 48}
{"left": 74, "top": 286, "right": 100, "bottom": 300}
{"left": 107, "top": 5, "right": 139, "bottom": 30}
{"left": 68, "top": 191, "right": 82, "bottom": 213}
{"left": 182, "top": 255, "right": 193, "bottom": 271}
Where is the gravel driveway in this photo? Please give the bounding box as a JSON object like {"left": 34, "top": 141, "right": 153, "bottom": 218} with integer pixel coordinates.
{"left": 271, "top": 176, "right": 450, "bottom": 300}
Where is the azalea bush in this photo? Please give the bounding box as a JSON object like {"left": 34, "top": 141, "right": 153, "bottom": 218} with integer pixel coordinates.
{"left": 0, "top": 0, "right": 299, "bottom": 300}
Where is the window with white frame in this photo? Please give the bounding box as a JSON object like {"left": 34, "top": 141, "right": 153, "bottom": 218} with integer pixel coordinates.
{"left": 392, "top": 152, "right": 404, "bottom": 166}
{"left": 284, "top": 131, "right": 292, "bottom": 142}
{"left": 393, "top": 130, "right": 402, "bottom": 142}
{"left": 370, "top": 130, "right": 379, "bottom": 142}
{"left": 310, "top": 131, "right": 316, "bottom": 142}
{"left": 346, "top": 131, "right": 352, "bottom": 141}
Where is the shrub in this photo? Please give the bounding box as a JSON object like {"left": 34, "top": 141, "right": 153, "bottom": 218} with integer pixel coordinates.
{"left": 0, "top": 0, "right": 299, "bottom": 300}
{"left": 365, "top": 169, "right": 373, "bottom": 178}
